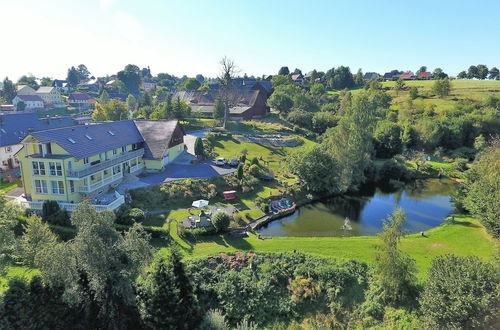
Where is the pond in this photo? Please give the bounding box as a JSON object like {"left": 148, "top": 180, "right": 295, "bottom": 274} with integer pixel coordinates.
{"left": 257, "top": 179, "right": 456, "bottom": 237}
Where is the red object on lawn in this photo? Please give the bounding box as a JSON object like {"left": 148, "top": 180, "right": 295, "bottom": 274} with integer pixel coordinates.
{"left": 223, "top": 190, "right": 237, "bottom": 200}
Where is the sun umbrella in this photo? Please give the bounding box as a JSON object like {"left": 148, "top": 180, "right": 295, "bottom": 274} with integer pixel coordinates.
{"left": 192, "top": 199, "right": 209, "bottom": 208}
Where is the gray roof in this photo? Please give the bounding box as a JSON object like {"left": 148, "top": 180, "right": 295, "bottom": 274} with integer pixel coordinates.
{"left": 133, "top": 120, "right": 181, "bottom": 160}
{"left": 36, "top": 86, "right": 56, "bottom": 94}
{"left": 16, "top": 94, "right": 44, "bottom": 102}
{"left": 0, "top": 113, "right": 76, "bottom": 147}
{"left": 191, "top": 105, "right": 251, "bottom": 115}
{"left": 29, "top": 121, "right": 144, "bottom": 160}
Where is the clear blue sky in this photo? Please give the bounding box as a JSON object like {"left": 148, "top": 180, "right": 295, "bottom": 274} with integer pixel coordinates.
{"left": 2, "top": 0, "right": 499, "bottom": 80}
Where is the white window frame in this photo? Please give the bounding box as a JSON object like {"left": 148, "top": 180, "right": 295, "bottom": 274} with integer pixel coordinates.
{"left": 32, "top": 161, "right": 46, "bottom": 176}
{"left": 34, "top": 179, "right": 48, "bottom": 194}
{"left": 49, "top": 162, "right": 63, "bottom": 176}
{"left": 51, "top": 181, "right": 65, "bottom": 195}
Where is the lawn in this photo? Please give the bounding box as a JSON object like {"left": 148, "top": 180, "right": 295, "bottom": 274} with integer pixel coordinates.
{"left": 34, "top": 106, "right": 81, "bottom": 118}
{"left": 155, "top": 214, "right": 498, "bottom": 280}
{"left": 0, "top": 266, "right": 39, "bottom": 294}
{"left": 0, "top": 181, "right": 20, "bottom": 194}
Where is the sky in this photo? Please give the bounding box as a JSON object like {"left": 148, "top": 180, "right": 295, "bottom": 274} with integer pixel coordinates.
{"left": 1, "top": 0, "right": 499, "bottom": 81}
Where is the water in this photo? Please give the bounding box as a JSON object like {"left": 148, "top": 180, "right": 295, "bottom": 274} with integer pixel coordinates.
{"left": 257, "top": 179, "right": 456, "bottom": 237}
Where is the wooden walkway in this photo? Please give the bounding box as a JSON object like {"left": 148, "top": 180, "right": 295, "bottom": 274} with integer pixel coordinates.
{"left": 247, "top": 205, "right": 296, "bottom": 231}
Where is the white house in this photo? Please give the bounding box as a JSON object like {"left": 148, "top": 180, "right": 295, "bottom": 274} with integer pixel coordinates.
{"left": 12, "top": 95, "right": 44, "bottom": 110}
{"left": 36, "top": 87, "right": 62, "bottom": 106}
{"left": 68, "top": 93, "right": 94, "bottom": 110}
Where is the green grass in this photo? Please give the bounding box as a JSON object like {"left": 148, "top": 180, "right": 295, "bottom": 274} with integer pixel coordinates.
{"left": 35, "top": 107, "right": 80, "bottom": 118}
{"left": 0, "top": 266, "right": 40, "bottom": 294}
{"left": 155, "top": 214, "right": 497, "bottom": 279}
{"left": 0, "top": 181, "right": 20, "bottom": 194}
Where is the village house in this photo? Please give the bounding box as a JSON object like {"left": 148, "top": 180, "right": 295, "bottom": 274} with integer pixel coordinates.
{"left": 12, "top": 95, "right": 44, "bottom": 110}
{"left": 16, "top": 120, "right": 185, "bottom": 212}
{"left": 363, "top": 72, "right": 380, "bottom": 81}
{"left": 68, "top": 93, "right": 94, "bottom": 110}
{"left": 141, "top": 79, "right": 157, "bottom": 92}
{"left": 0, "top": 113, "right": 76, "bottom": 171}
{"left": 401, "top": 71, "right": 415, "bottom": 80}
{"left": 417, "top": 72, "right": 432, "bottom": 79}
{"left": 174, "top": 88, "right": 269, "bottom": 120}
{"left": 291, "top": 74, "right": 304, "bottom": 85}
{"left": 36, "top": 87, "right": 63, "bottom": 107}
{"left": 53, "top": 79, "right": 69, "bottom": 92}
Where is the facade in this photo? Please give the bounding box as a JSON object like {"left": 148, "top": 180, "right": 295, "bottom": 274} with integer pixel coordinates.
{"left": 12, "top": 95, "right": 44, "bottom": 110}
{"left": 363, "top": 72, "right": 380, "bottom": 81}
{"left": 16, "top": 120, "right": 184, "bottom": 211}
{"left": 68, "top": 93, "right": 94, "bottom": 110}
{"left": 36, "top": 87, "right": 63, "bottom": 107}
{"left": 141, "top": 80, "right": 157, "bottom": 92}
{"left": 174, "top": 89, "right": 269, "bottom": 120}
{"left": 417, "top": 72, "right": 432, "bottom": 79}
{"left": 291, "top": 74, "right": 304, "bottom": 85}
{"left": 401, "top": 71, "right": 415, "bottom": 80}
{"left": 0, "top": 113, "right": 76, "bottom": 171}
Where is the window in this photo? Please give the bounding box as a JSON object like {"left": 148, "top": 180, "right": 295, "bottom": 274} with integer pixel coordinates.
{"left": 51, "top": 181, "right": 64, "bottom": 195}
{"left": 105, "top": 152, "right": 109, "bottom": 160}
{"left": 69, "top": 181, "right": 75, "bottom": 193}
{"left": 103, "top": 170, "right": 108, "bottom": 175}
{"left": 5, "top": 146, "right": 12, "bottom": 152}
{"left": 49, "top": 162, "right": 63, "bottom": 176}
{"left": 121, "top": 146, "right": 126, "bottom": 153}
{"left": 45, "top": 143, "right": 52, "bottom": 154}
{"left": 38, "top": 144, "right": 43, "bottom": 154}
{"left": 34, "top": 180, "right": 48, "bottom": 194}
{"left": 83, "top": 157, "right": 89, "bottom": 164}
{"left": 113, "top": 149, "right": 117, "bottom": 155}
{"left": 112, "top": 165, "right": 121, "bottom": 175}
{"left": 32, "top": 161, "right": 46, "bottom": 175}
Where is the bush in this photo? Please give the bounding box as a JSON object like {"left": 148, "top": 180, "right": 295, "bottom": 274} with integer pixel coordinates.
{"left": 115, "top": 205, "right": 145, "bottom": 225}
{"left": 41, "top": 201, "right": 71, "bottom": 226}
{"left": 248, "top": 164, "right": 262, "bottom": 177}
{"left": 212, "top": 211, "right": 232, "bottom": 233}
{"left": 250, "top": 157, "right": 259, "bottom": 165}
{"left": 377, "top": 159, "right": 412, "bottom": 183}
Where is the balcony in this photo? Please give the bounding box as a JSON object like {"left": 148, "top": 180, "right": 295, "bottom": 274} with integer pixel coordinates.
{"left": 67, "top": 148, "right": 144, "bottom": 179}
{"left": 78, "top": 172, "right": 123, "bottom": 193}
{"left": 17, "top": 191, "right": 125, "bottom": 213}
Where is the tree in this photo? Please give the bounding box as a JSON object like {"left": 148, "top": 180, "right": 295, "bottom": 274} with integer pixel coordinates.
{"left": 373, "top": 121, "right": 402, "bottom": 158}
{"left": 194, "top": 137, "right": 204, "bottom": 158}
{"left": 212, "top": 210, "right": 231, "bottom": 232}
{"left": 213, "top": 96, "right": 225, "bottom": 121}
{"left": 17, "top": 75, "right": 39, "bottom": 89}
{"left": 278, "top": 66, "right": 290, "bottom": 75}
{"left": 311, "top": 111, "right": 338, "bottom": 134}
{"left": 98, "top": 90, "right": 110, "bottom": 104}
{"left": 138, "top": 92, "right": 153, "bottom": 108}
{"left": 66, "top": 66, "right": 79, "bottom": 87}
{"left": 416, "top": 66, "right": 427, "bottom": 75}
{"left": 126, "top": 94, "right": 137, "bottom": 111}
{"left": 18, "top": 215, "right": 58, "bottom": 268}
{"left": 488, "top": 67, "right": 499, "bottom": 80}
{"left": 459, "top": 144, "right": 500, "bottom": 237}
{"left": 217, "top": 57, "right": 239, "bottom": 128}
{"left": 16, "top": 101, "right": 26, "bottom": 111}
{"left": 432, "top": 67, "right": 448, "bottom": 79}
{"left": 40, "top": 77, "right": 53, "bottom": 87}
{"left": 432, "top": 78, "right": 451, "bottom": 98}
{"left": 325, "top": 66, "right": 355, "bottom": 90}
{"left": 237, "top": 163, "right": 244, "bottom": 180}
{"left": 420, "top": 255, "right": 500, "bottom": 329}
{"left": 457, "top": 71, "right": 467, "bottom": 79}
{"left": 467, "top": 65, "right": 479, "bottom": 79}
{"left": 2, "top": 77, "right": 16, "bottom": 103}
{"left": 271, "top": 75, "right": 292, "bottom": 88}
{"left": 408, "top": 86, "right": 418, "bottom": 100}
{"left": 92, "top": 100, "right": 129, "bottom": 121}
{"left": 476, "top": 64, "right": 489, "bottom": 80}
{"left": 373, "top": 208, "right": 417, "bottom": 305}
{"left": 181, "top": 78, "right": 201, "bottom": 90}
{"left": 37, "top": 202, "right": 152, "bottom": 329}
{"left": 394, "top": 78, "right": 405, "bottom": 94}
{"left": 0, "top": 195, "right": 22, "bottom": 273}
{"left": 172, "top": 96, "right": 190, "bottom": 120}
{"left": 77, "top": 64, "right": 91, "bottom": 82}
{"left": 292, "top": 68, "right": 302, "bottom": 75}
{"left": 268, "top": 91, "right": 293, "bottom": 114}
{"left": 195, "top": 74, "right": 205, "bottom": 83}
{"left": 354, "top": 68, "right": 364, "bottom": 86}
{"left": 117, "top": 64, "right": 142, "bottom": 94}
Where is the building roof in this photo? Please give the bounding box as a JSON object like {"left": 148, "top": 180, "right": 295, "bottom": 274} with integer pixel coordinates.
{"left": 363, "top": 72, "right": 380, "bottom": 80}
{"left": 69, "top": 93, "right": 92, "bottom": 101}
{"left": 29, "top": 121, "right": 144, "bottom": 160}
{"left": 16, "top": 85, "right": 36, "bottom": 93}
{"left": 401, "top": 71, "right": 414, "bottom": 79}
{"left": 0, "top": 113, "right": 76, "bottom": 147}
{"left": 417, "top": 72, "right": 431, "bottom": 78}
{"left": 291, "top": 74, "right": 303, "bottom": 81}
{"left": 133, "top": 120, "right": 182, "bottom": 160}
{"left": 175, "top": 89, "right": 260, "bottom": 107}
{"left": 36, "top": 86, "right": 57, "bottom": 94}
{"left": 16, "top": 94, "right": 44, "bottom": 102}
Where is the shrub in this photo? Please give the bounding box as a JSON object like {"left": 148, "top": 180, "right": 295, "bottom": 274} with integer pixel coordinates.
{"left": 248, "top": 164, "right": 262, "bottom": 177}
{"left": 42, "top": 200, "right": 59, "bottom": 219}
{"left": 41, "top": 201, "right": 71, "bottom": 226}
{"left": 115, "top": 205, "right": 145, "bottom": 225}
{"left": 212, "top": 211, "right": 232, "bottom": 233}
{"left": 250, "top": 157, "right": 259, "bottom": 165}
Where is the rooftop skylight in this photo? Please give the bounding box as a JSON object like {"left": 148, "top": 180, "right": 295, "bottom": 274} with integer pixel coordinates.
{"left": 108, "top": 130, "right": 115, "bottom": 136}
{"left": 85, "top": 134, "right": 93, "bottom": 140}
{"left": 67, "top": 138, "right": 76, "bottom": 144}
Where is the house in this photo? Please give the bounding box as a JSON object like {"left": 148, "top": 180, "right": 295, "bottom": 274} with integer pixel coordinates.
{"left": 400, "top": 71, "right": 415, "bottom": 80}
{"left": 12, "top": 95, "right": 44, "bottom": 110}
{"left": 363, "top": 72, "right": 380, "bottom": 81}
{"left": 174, "top": 89, "right": 269, "bottom": 120}
{"left": 291, "top": 74, "right": 304, "bottom": 85}
{"left": 15, "top": 120, "right": 184, "bottom": 212}
{"left": 417, "top": 72, "right": 432, "bottom": 80}
{"left": 36, "top": 87, "right": 63, "bottom": 107}
{"left": 77, "top": 78, "right": 103, "bottom": 92}
{"left": 0, "top": 105, "right": 15, "bottom": 112}
{"left": 383, "top": 72, "right": 398, "bottom": 81}
{"left": 16, "top": 85, "right": 36, "bottom": 96}
{"left": 0, "top": 113, "right": 76, "bottom": 171}
{"left": 105, "top": 80, "right": 117, "bottom": 88}
{"left": 53, "top": 80, "right": 69, "bottom": 92}
{"left": 68, "top": 93, "right": 94, "bottom": 110}
{"left": 141, "top": 80, "right": 157, "bottom": 92}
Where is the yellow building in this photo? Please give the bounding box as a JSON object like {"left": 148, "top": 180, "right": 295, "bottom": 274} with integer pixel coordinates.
{"left": 16, "top": 119, "right": 185, "bottom": 212}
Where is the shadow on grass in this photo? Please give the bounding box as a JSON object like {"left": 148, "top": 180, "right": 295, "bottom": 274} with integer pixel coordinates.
{"left": 446, "top": 219, "right": 480, "bottom": 228}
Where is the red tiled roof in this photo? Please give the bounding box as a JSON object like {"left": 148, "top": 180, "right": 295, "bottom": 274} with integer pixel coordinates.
{"left": 418, "top": 72, "right": 431, "bottom": 78}
{"left": 401, "top": 72, "right": 414, "bottom": 79}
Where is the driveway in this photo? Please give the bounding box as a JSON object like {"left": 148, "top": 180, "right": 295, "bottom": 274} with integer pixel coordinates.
{"left": 183, "top": 129, "right": 210, "bottom": 154}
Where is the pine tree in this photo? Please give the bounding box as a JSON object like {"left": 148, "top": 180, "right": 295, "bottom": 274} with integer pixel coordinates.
{"left": 194, "top": 137, "right": 204, "bottom": 158}
{"left": 2, "top": 77, "right": 16, "bottom": 103}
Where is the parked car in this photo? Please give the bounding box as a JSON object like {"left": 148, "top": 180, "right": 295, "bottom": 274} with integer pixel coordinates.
{"left": 214, "top": 157, "right": 227, "bottom": 166}
{"left": 228, "top": 158, "right": 239, "bottom": 167}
